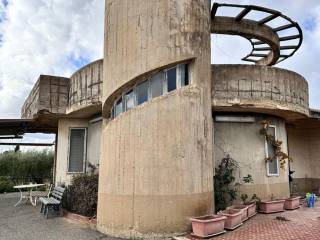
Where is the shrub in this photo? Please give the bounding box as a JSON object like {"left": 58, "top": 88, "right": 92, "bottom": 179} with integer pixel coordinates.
{"left": 0, "top": 150, "right": 54, "bottom": 183}
{"left": 0, "top": 176, "right": 15, "bottom": 193}
{"left": 214, "top": 154, "right": 239, "bottom": 212}
{"left": 63, "top": 174, "right": 98, "bottom": 217}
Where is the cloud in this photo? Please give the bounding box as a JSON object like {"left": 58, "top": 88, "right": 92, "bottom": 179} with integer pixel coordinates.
{"left": 212, "top": 0, "right": 320, "bottom": 109}
{"left": 0, "top": 0, "right": 104, "bottom": 152}
{"left": 0, "top": 0, "right": 104, "bottom": 119}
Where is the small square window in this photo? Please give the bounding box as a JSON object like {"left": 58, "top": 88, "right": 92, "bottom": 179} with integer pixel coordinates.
{"left": 125, "top": 90, "right": 135, "bottom": 110}
{"left": 167, "top": 67, "right": 177, "bottom": 92}
{"left": 150, "top": 72, "right": 164, "bottom": 98}
{"left": 136, "top": 81, "right": 149, "bottom": 105}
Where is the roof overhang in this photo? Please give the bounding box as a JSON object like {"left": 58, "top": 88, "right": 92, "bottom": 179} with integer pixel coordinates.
{"left": 0, "top": 119, "right": 57, "bottom": 136}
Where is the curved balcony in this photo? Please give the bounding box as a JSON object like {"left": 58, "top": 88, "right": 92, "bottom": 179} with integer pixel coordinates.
{"left": 212, "top": 64, "right": 309, "bottom": 119}
{"left": 67, "top": 59, "right": 103, "bottom": 116}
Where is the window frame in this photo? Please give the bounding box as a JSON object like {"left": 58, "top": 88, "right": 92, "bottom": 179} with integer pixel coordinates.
{"left": 265, "top": 124, "right": 279, "bottom": 177}
{"left": 67, "top": 127, "right": 87, "bottom": 174}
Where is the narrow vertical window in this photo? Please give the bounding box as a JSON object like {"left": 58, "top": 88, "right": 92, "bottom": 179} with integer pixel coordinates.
{"left": 167, "top": 67, "right": 177, "bottom": 92}
{"left": 125, "top": 90, "right": 135, "bottom": 111}
{"left": 150, "top": 72, "right": 164, "bottom": 98}
{"left": 266, "top": 125, "right": 279, "bottom": 176}
{"left": 136, "top": 81, "right": 149, "bottom": 105}
{"left": 181, "top": 64, "right": 189, "bottom": 86}
{"left": 68, "top": 128, "right": 86, "bottom": 173}
{"left": 114, "top": 97, "right": 123, "bottom": 117}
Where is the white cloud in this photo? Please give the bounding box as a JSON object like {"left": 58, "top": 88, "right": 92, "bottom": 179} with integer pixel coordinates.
{"left": 0, "top": 0, "right": 104, "bottom": 119}
{"left": 0, "top": 0, "right": 104, "bottom": 152}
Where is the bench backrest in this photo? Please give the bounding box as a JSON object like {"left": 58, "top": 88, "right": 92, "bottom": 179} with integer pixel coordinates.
{"left": 51, "top": 186, "right": 65, "bottom": 202}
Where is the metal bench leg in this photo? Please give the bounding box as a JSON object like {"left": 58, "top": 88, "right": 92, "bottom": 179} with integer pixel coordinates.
{"left": 40, "top": 203, "right": 44, "bottom": 213}
{"left": 45, "top": 205, "right": 51, "bottom": 219}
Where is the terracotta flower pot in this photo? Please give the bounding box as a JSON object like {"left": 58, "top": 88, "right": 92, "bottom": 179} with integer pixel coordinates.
{"left": 285, "top": 196, "right": 301, "bottom": 210}
{"left": 190, "top": 215, "right": 227, "bottom": 238}
{"left": 218, "top": 209, "right": 243, "bottom": 230}
{"left": 226, "top": 205, "right": 249, "bottom": 221}
{"left": 245, "top": 202, "right": 257, "bottom": 218}
{"left": 259, "top": 199, "right": 285, "bottom": 213}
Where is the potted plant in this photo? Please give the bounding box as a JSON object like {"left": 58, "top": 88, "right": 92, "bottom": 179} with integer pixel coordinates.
{"left": 226, "top": 204, "right": 249, "bottom": 222}
{"left": 284, "top": 196, "right": 301, "bottom": 210}
{"left": 259, "top": 195, "right": 285, "bottom": 213}
{"left": 218, "top": 209, "right": 243, "bottom": 230}
{"left": 190, "top": 215, "right": 227, "bottom": 237}
{"left": 239, "top": 193, "right": 259, "bottom": 218}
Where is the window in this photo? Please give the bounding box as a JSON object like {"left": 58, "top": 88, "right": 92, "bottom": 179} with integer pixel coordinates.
{"left": 110, "top": 63, "right": 190, "bottom": 119}
{"left": 167, "top": 67, "right": 177, "bottom": 92}
{"left": 136, "top": 80, "right": 149, "bottom": 105}
{"left": 68, "top": 128, "right": 87, "bottom": 173}
{"left": 114, "top": 98, "right": 123, "bottom": 117}
{"left": 180, "top": 64, "right": 189, "bottom": 86}
{"left": 150, "top": 72, "right": 164, "bottom": 98}
{"left": 125, "top": 90, "right": 135, "bottom": 110}
{"left": 265, "top": 125, "right": 279, "bottom": 176}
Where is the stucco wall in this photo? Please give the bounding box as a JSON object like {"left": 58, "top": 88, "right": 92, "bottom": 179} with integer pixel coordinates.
{"left": 55, "top": 118, "right": 88, "bottom": 185}
{"left": 214, "top": 114, "right": 290, "bottom": 200}
{"left": 287, "top": 127, "right": 320, "bottom": 194}
{"left": 99, "top": 0, "right": 212, "bottom": 237}
{"left": 212, "top": 65, "right": 309, "bottom": 120}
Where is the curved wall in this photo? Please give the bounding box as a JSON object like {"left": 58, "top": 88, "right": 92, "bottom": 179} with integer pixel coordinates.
{"left": 67, "top": 59, "right": 103, "bottom": 115}
{"left": 214, "top": 114, "right": 290, "bottom": 200}
{"left": 212, "top": 64, "right": 309, "bottom": 120}
{"left": 98, "top": 0, "right": 213, "bottom": 236}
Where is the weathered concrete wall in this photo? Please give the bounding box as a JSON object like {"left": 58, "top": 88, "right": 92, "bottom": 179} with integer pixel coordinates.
{"left": 68, "top": 59, "right": 103, "bottom": 114}
{"left": 212, "top": 65, "right": 309, "bottom": 120}
{"left": 214, "top": 114, "right": 290, "bottom": 200}
{"left": 287, "top": 127, "right": 320, "bottom": 195}
{"left": 99, "top": 0, "right": 212, "bottom": 237}
{"left": 55, "top": 118, "right": 88, "bottom": 186}
{"left": 21, "top": 75, "right": 69, "bottom": 119}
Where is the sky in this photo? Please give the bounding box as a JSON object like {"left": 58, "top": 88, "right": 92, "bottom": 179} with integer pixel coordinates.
{"left": 0, "top": 0, "right": 318, "bottom": 152}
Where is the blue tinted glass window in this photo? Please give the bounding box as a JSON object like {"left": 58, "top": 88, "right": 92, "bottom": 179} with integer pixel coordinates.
{"left": 137, "top": 81, "right": 149, "bottom": 105}
{"left": 167, "top": 68, "right": 176, "bottom": 92}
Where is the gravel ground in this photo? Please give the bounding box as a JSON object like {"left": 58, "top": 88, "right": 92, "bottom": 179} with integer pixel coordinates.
{"left": 0, "top": 193, "right": 121, "bottom": 240}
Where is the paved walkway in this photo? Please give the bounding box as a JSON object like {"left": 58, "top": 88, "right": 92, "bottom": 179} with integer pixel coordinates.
{"left": 208, "top": 203, "right": 320, "bottom": 240}
{"left": 0, "top": 193, "right": 119, "bottom": 240}
{"left": 2, "top": 193, "right": 320, "bottom": 240}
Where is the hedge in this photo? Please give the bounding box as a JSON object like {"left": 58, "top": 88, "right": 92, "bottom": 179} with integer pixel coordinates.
{"left": 0, "top": 150, "right": 54, "bottom": 193}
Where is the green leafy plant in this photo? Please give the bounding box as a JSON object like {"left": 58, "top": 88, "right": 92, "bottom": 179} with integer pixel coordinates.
{"left": 0, "top": 150, "right": 54, "bottom": 185}
{"left": 214, "top": 154, "right": 239, "bottom": 212}
{"left": 242, "top": 174, "right": 253, "bottom": 184}
{"left": 0, "top": 176, "right": 15, "bottom": 193}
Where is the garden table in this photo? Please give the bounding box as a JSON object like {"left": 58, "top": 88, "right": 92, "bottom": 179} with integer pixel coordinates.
{"left": 13, "top": 183, "right": 45, "bottom": 207}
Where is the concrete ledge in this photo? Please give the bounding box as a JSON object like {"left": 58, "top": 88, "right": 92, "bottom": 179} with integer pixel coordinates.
{"left": 212, "top": 64, "right": 309, "bottom": 120}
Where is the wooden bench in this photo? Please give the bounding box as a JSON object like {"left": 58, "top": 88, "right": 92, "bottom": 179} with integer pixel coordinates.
{"left": 39, "top": 186, "right": 65, "bottom": 218}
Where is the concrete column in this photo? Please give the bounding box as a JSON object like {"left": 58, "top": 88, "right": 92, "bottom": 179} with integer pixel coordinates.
{"left": 98, "top": 0, "right": 213, "bottom": 237}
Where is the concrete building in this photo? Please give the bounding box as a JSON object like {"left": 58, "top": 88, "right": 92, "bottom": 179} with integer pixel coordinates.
{"left": 10, "top": 0, "right": 320, "bottom": 238}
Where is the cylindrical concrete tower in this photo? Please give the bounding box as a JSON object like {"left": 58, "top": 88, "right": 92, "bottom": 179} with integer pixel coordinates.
{"left": 97, "top": 0, "right": 213, "bottom": 237}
